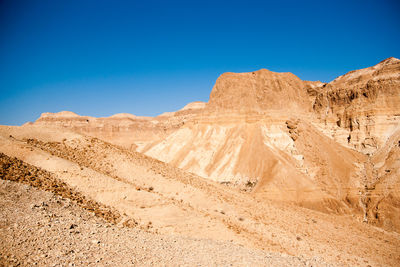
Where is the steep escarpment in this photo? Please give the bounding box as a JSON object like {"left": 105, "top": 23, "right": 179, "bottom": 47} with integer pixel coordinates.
{"left": 311, "top": 57, "right": 400, "bottom": 154}
{"left": 140, "top": 69, "right": 368, "bottom": 213}
{"left": 28, "top": 58, "right": 400, "bottom": 232}
{"left": 141, "top": 60, "right": 400, "bottom": 229}
{"left": 361, "top": 128, "right": 400, "bottom": 231}
{"left": 207, "top": 69, "right": 315, "bottom": 113}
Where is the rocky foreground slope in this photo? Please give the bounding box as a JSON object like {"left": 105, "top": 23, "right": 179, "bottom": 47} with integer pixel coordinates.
{"left": 1, "top": 126, "right": 399, "bottom": 266}
{"left": 2, "top": 179, "right": 322, "bottom": 267}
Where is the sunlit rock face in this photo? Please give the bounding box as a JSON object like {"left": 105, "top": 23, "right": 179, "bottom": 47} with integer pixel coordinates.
{"left": 139, "top": 59, "right": 400, "bottom": 229}
{"left": 34, "top": 102, "right": 206, "bottom": 150}
{"left": 311, "top": 57, "right": 400, "bottom": 154}
{"left": 207, "top": 69, "right": 314, "bottom": 113}
{"left": 30, "top": 58, "right": 400, "bottom": 231}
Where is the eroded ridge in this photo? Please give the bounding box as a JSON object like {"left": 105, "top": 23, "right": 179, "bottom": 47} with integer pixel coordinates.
{"left": 0, "top": 152, "right": 122, "bottom": 225}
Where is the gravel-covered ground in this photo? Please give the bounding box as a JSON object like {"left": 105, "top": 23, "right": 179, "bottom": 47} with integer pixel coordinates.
{"left": 0, "top": 179, "right": 328, "bottom": 266}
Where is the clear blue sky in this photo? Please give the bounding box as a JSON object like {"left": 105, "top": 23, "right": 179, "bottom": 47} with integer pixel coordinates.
{"left": 1, "top": 0, "right": 399, "bottom": 125}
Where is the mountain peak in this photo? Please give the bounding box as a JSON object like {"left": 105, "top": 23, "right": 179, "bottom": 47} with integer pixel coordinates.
{"left": 377, "top": 57, "right": 400, "bottom": 65}
{"left": 207, "top": 69, "right": 311, "bottom": 113}
{"left": 39, "top": 111, "right": 80, "bottom": 119}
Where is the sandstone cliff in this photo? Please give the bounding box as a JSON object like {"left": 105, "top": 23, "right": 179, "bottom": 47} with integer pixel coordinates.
{"left": 29, "top": 58, "right": 400, "bottom": 232}
{"left": 311, "top": 57, "right": 400, "bottom": 154}
{"left": 207, "top": 69, "right": 314, "bottom": 113}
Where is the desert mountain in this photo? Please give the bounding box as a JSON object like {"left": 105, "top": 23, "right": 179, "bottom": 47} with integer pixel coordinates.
{"left": 29, "top": 58, "right": 400, "bottom": 233}
{"left": 1, "top": 58, "right": 400, "bottom": 265}
{"left": 207, "top": 69, "right": 315, "bottom": 113}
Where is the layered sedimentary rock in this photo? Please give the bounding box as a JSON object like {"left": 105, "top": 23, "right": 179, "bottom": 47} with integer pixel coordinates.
{"left": 141, "top": 68, "right": 373, "bottom": 213}
{"left": 142, "top": 59, "right": 399, "bottom": 229}
{"left": 362, "top": 128, "right": 400, "bottom": 231}
{"left": 310, "top": 57, "right": 400, "bottom": 154}
{"left": 33, "top": 111, "right": 162, "bottom": 150}
{"left": 207, "top": 69, "right": 316, "bottom": 113}
{"left": 33, "top": 102, "right": 206, "bottom": 150}
{"left": 30, "top": 58, "right": 400, "bottom": 231}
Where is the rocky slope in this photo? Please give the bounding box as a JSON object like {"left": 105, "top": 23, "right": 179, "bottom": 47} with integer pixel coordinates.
{"left": 2, "top": 179, "right": 321, "bottom": 267}
{"left": 33, "top": 102, "right": 206, "bottom": 151}
{"left": 311, "top": 57, "right": 400, "bottom": 154}
{"left": 362, "top": 128, "right": 400, "bottom": 231}
{"left": 1, "top": 125, "right": 399, "bottom": 266}
{"left": 28, "top": 58, "right": 400, "bottom": 233}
